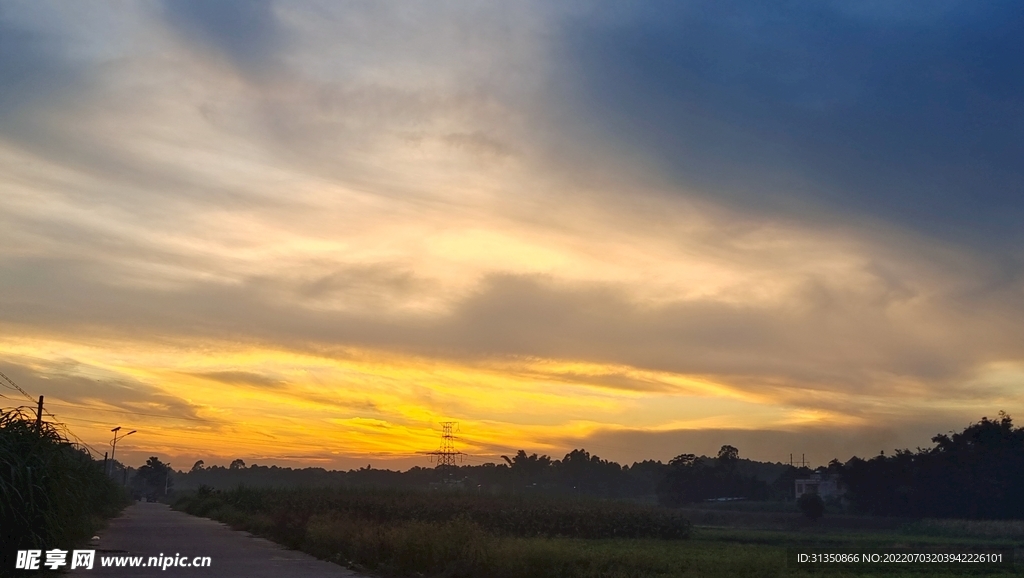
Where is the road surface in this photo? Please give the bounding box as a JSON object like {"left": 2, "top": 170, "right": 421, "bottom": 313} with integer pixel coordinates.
{"left": 90, "top": 501, "right": 365, "bottom": 577}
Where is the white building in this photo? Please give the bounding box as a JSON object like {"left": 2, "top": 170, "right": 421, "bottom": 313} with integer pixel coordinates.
{"left": 795, "top": 472, "right": 843, "bottom": 500}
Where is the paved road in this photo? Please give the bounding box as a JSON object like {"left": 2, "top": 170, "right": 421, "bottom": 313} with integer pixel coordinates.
{"left": 90, "top": 502, "right": 364, "bottom": 577}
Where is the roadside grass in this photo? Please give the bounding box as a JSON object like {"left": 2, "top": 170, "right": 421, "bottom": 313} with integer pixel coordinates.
{"left": 1, "top": 407, "right": 129, "bottom": 576}
{"left": 174, "top": 488, "right": 1023, "bottom": 578}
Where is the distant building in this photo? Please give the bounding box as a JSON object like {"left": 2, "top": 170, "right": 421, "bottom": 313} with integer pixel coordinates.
{"left": 795, "top": 472, "right": 843, "bottom": 500}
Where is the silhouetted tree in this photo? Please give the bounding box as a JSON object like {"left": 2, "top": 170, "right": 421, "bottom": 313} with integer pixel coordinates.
{"left": 172, "top": 446, "right": 790, "bottom": 505}
{"left": 556, "top": 449, "right": 625, "bottom": 497}
{"left": 840, "top": 413, "right": 1024, "bottom": 519}
{"left": 798, "top": 492, "right": 825, "bottom": 520}
{"left": 501, "top": 450, "right": 552, "bottom": 490}
{"left": 657, "top": 447, "right": 768, "bottom": 506}
{"left": 717, "top": 445, "right": 739, "bottom": 467}
{"left": 133, "top": 456, "right": 172, "bottom": 497}
{"left": 625, "top": 460, "right": 666, "bottom": 496}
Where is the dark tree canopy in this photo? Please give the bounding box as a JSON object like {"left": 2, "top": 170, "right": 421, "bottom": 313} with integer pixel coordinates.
{"left": 132, "top": 456, "right": 173, "bottom": 497}
{"left": 169, "top": 415, "right": 1024, "bottom": 521}
{"left": 798, "top": 492, "right": 825, "bottom": 520}
{"left": 657, "top": 446, "right": 769, "bottom": 506}
{"left": 839, "top": 413, "right": 1024, "bottom": 519}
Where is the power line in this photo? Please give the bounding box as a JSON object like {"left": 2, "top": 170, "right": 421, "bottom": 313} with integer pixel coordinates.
{"left": 52, "top": 414, "right": 348, "bottom": 448}
{"left": 0, "top": 370, "right": 35, "bottom": 403}
{"left": 16, "top": 390, "right": 334, "bottom": 457}
{"left": 65, "top": 432, "right": 102, "bottom": 456}
{"left": 51, "top": 415, "right": 138, "bottom": 427}
{"left": 55, "top": 415, "right": 496, "bottom": 466}
{"left": 40, "top": 409, "right": 102, "bottom": 456}
{"left": 45, "top": 401, "right": 210, "bottom": 422}
{"left": 56, "top": 416, "right": 313, "bottom": 451}
{"left": 47, "top": 399, "right": 316, "bottom": 423}
{"left": 14, "top": 388, "right": 593, "bottom": 468}
{"left": 0, "top": 369, "right": 101, "bottom": 457}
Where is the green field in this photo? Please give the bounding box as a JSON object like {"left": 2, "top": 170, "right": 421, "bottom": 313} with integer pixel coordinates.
{"left": 173, "top": 488, "right": 1023, "bottom": 577}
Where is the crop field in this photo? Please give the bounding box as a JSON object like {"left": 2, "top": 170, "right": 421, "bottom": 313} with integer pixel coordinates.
{"left": 177, "top": 485, "right": 692, "bottom": 540}
{"left": 173, "top": 488, "right": 1024, "bottom": 578}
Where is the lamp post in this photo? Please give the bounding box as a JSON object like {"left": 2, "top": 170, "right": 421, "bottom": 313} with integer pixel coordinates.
{"left": 109, "top": 426, "right": 136, "bottom": 476}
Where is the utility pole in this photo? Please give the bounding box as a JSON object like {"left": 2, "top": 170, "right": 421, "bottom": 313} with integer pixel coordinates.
{"left": 103, "top": 451, "right": 108, "bottom": 475}
{"left": 35, "top": 395, "right": 43, "bottom": 432}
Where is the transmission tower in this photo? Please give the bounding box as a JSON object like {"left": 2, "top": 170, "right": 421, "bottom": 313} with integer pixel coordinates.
{"left": 425, "top": 421, "right": 463, "bottom": 482}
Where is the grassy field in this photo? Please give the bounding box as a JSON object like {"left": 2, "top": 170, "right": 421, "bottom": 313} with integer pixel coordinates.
{"left": 173, "top": 487, "right": 1022, "bottom": 577}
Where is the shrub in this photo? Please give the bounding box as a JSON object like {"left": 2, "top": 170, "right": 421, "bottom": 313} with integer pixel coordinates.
{"left": 797, "top": 492, "right": 825, "bottom": 520}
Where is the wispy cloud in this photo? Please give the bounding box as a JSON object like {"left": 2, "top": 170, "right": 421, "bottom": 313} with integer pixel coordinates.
{"left": 1, "top": 0, "right": 1022, "bottom": 468}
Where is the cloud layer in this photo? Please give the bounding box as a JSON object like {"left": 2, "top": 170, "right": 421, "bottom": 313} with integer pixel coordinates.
{"left": 1, "top": 0, "right": 1022, "bottom": 468}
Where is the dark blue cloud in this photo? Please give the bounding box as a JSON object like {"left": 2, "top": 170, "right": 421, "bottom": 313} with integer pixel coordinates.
{"left": 0, "top": 13, "right": 78, "bottom": 123}
{"left": 161, "top": 0, "right": 280, "bottom": 76}
{"left": 562, "top": 0, "right": 1024, "bottom": 245}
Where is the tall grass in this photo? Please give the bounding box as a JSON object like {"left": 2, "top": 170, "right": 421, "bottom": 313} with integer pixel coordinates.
{"left": 0, "top": 407, "right": 129, "bottom": 574}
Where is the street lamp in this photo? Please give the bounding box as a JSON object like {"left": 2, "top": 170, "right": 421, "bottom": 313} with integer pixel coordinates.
{"left": 109, "top": 426, "right": 136, "bottom": 476}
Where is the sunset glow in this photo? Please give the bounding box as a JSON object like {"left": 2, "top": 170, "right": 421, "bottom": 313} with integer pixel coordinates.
{"left": 2, "top": 1, "right": 1023, "bottom": 472}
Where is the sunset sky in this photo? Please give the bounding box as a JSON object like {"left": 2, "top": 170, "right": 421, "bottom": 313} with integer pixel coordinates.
{"left": 2, "top": 1, "right": 1023, "bottom": 471}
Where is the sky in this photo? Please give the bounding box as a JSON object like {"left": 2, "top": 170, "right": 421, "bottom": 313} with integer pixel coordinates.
{"left": 1, "top": 0, "right": 1023, "bottom": 471}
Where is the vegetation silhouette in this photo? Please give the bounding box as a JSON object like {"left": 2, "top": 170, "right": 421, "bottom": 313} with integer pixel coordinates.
{"left": 175, "top": 413, "right": 1024, "bottom": 521}
{"left": 179, "top": 445, "right": 789, "bottom": 505}
{"left": 131, "top": 456, "right": 174, "bottom": 499}
{"left": 797, "top": 492, "right": 825, "bottom": 520}
{"left": 656, "top": 446, "right": 770, "bottom": 506}
{"left": 839, "top": 412, "right": 1024, "bottom": 519}
{"left": 0, "top": 407, "right": 127, "bottom": 573}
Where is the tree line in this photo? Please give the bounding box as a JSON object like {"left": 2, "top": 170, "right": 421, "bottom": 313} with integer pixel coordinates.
{"left": 170, "top": 413, "right": 1024, "bottom": 519}
{"left": 837, "top": 412, "right": 1024, "bottom": 519}
{"left": 176, "top": 445, "right": 792, "bottom": 505}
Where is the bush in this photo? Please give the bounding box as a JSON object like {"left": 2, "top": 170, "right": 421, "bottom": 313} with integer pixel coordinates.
{"left": 797, "top": 492, "right": 825, "bottom": 520}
